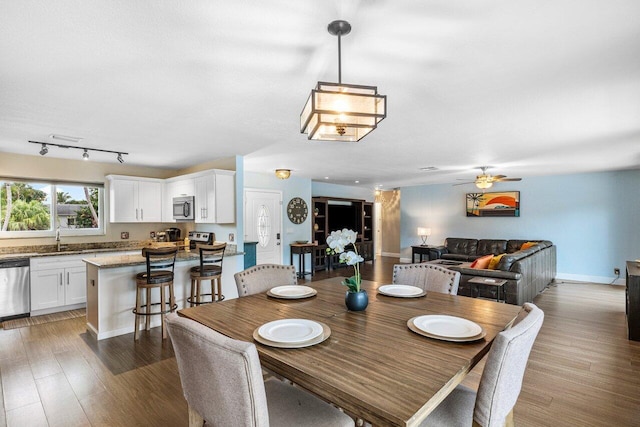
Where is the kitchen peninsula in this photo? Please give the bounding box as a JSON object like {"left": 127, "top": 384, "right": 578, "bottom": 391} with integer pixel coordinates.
{"left": 84, "top": 246, "right": 243, "bottom": 340}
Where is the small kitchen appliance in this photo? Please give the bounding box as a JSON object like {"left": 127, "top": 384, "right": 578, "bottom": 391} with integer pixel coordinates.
{"left": 165, "top": 227, "right": 181, "bottom": 242}
{"left": 187, "top": 231, "right": 215, "bottom": 250}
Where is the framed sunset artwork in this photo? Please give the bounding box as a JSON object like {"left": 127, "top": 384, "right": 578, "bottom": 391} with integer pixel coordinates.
{"left": 466, "top": 191, "right": 520, "bottom": 217}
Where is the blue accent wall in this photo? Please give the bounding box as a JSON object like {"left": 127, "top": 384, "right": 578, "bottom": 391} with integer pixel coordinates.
{"left": 400, "top": 169, "right": 640, "bottom": 283}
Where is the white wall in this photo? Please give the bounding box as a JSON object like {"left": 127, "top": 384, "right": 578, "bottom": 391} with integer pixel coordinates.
{"left": 400, "top": 169, "right": 640, "bottom": 283}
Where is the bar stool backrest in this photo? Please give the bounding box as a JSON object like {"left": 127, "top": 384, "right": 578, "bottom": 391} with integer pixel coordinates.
{"left": 196, "top": 243, "right": 226, "bottom": 276}
{"left": 141, "top": 247, "right": 178, "bottom": 284}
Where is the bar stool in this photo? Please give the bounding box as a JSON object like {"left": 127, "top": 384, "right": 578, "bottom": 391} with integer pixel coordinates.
{"left": 133, "top": 247, "right": 178, "bottom": 340}
{"left": 188, "top": 243, "right": 226, "bottom": 306}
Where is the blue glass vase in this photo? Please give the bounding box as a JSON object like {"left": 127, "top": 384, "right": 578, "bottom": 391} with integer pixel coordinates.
{"left": 345, "top": 290, "right": 368, "bottom": 311}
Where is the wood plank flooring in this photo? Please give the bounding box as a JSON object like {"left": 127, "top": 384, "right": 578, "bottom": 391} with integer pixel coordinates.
{"left": 1, "top": 257, "right": 639, "bottom": 426}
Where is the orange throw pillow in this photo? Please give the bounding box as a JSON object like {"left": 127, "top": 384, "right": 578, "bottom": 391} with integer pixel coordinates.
{"left": 470, "top": 254, "right": 493, "bottom": 269}
{"left": 488, "top": 254, "right": 506, "bottom": 270}
{"left": 520, "top": 241, "right": 538, "bottom": 250}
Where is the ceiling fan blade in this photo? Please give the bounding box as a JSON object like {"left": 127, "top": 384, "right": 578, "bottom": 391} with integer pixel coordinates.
{"left": 495, "top": 178, "right": 522, "bottom": 182}
{"left": 492, "top": 175, "right": 506, "bottom": 179}
{"left": 452, "top": 182, "right": 475, "bottom": 186}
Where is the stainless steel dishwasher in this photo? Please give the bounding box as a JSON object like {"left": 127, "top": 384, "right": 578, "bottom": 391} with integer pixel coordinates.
{"left": 0, "top": 258, "right": 30, "bottom": 321}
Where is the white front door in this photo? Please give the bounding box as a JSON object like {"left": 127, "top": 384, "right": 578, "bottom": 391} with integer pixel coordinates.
{"left": 244, "top": 189, "right": 283, "bottom": 264}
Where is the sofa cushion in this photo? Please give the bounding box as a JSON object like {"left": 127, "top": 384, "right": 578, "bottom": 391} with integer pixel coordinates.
{"left": 470, "top": 254, "right": 493, "bottom": 269}
{"left": 442, "top": 253, "right": 476, "bottom": 262}
{"left": 488, "top": 254, "right": 506, "bottom": 270}
{"left": 477, "top": 240, "right": 507, "bottom": 256}
{"left": 444, "top": 238, "right": 478, "bottom": 256}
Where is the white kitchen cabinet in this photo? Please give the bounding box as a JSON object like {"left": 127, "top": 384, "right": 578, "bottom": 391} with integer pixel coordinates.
{"left": 194, "top": 170, "right": 235, "bottom": 224}
{"left": 163, "top": 178, "right": 195, "bottom": 222}
{"left": 107, "top": 175, "right": 163, "bottom": 223}
{"left": 30, "top": 254, "right": 90, "bottom": 315}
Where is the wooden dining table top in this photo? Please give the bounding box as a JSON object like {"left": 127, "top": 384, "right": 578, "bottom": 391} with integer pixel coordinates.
{"left": 178, "top": 278, "right": 522, "bottom": 427}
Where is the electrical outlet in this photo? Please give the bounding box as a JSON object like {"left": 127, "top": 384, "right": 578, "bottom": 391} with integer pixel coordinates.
{"left": 614, "top": 268, "right": 620, "bottom": 276}
{"left": 228, "top": 233, "right": 234, "bottom": 242}
{"left": 120, "top": 231, "right": 129, "bottom": 240}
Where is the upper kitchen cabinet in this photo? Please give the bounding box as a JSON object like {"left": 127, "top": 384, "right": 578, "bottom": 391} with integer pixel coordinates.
{"left": 106, "top": 175, "right": 163, "bottom": 223}
{"left": 194, "top": 170, "right": 235, "bottom": 223}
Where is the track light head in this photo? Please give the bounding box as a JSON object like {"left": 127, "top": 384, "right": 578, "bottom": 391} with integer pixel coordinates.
{"left": 82, "top": 149, "right": 89, "bottom": 160}
{"left": 117, "top": 153, "right": 124, "bottom": 163}
{"left": 39, "top": 144, "right": 48, "bottom": 156}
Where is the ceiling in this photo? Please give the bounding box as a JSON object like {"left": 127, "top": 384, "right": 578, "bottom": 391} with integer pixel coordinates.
{"left": 1, "top": 1, "right": 639, "bottom": 190}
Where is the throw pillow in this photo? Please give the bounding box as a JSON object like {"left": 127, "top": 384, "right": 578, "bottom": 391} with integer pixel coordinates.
{"left": 520, "top": 241, "right": 538, "bottom": 250}
{"left": 470, "top": 254, "right": 493, "bottom": 269}
{"left": 488, "top": 254, "right": 506, "bottom": 270}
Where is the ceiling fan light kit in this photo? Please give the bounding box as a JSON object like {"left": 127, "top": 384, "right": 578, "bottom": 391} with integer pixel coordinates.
{"left": 454, "top": 166, "right": 522, "bottom": 189}
{"left": 300, "top": 20, "right": 386, "bottom": 142}
{"left": 275, "top": 169, "right": 291, "bottom": 179}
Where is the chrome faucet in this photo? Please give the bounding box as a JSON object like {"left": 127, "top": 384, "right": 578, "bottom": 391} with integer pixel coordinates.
{"left": 56, "top": 226, "right": 61, "bottom": 252}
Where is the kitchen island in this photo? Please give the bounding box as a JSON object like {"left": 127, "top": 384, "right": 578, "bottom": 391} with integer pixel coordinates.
{"left": 84, "top": 247, "right": 244, "bottom": 340}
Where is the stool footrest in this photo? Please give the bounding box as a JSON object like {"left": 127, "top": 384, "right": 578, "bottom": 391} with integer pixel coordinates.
{"left": 132, "top": 301, "right": 178, "bottom": 316}
{"left": 186, "top": 294, "right": 225, "bottom": 305}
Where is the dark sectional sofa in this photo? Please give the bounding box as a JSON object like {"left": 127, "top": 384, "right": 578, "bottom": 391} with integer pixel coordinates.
{"left": 429, "top": 238, "right": 556, "bottom": 305}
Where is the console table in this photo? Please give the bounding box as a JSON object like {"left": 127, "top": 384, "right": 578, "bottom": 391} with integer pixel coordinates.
{"left": 411, "top": 245, "right": 433, "bottom": 263}
{"left": 626, "top": 261, "right": 640, "bottom": 341}
{"left": 290, "top": 243, "right": 316, "bottom": 278}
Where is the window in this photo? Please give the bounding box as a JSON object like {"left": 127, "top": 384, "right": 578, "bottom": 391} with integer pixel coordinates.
{"left": 0, "top": 180, "right": 104, "bottom": 238}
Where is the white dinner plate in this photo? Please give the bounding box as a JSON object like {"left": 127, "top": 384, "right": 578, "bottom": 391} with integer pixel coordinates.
{"left": 268, "top": 285, "right": 317, "bottom": 299}
{"left": 378, "top": 284, "right": 425, "bottom": 297}
{"left": 412, "top": 315, "right": 483, "bottom": 339}
{"left": 258, "top": 319, "right": 323, "bottom": 344}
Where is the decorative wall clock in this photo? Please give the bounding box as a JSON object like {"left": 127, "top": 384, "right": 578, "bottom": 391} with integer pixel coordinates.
{"left": 287, "top": 197, "right": 308, "bottom": 224}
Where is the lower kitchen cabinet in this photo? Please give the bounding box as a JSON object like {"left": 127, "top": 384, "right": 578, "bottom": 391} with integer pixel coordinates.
{"left": 30, "top": 254, "right": 89, "bottom": 315}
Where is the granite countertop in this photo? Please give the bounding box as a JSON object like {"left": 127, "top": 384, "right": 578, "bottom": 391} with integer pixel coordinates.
{"left": 85, "top": 246, "right": 243, "bottom": 269}
{"left": 0, "top": 240, "right": 241, "bottom": 263}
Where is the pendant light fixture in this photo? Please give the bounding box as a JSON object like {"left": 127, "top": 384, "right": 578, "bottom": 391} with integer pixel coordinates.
{"left": 300, "top": 20, "right": 386, "bottom": 142}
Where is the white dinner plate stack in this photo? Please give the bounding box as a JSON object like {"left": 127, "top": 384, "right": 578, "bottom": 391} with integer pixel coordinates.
{"left": 407, "top": 315, "right": 486, "bottom": 342}
{"left": 253, "top": 318, "right": 330, "bottom": 348}
{"left": 377, "top": 284, "right": 426, "bottom": 298}
{"left": 267, "top": 285, "right": 317, "bottom": 299}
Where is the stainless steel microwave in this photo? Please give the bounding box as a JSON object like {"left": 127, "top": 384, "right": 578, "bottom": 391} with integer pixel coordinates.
{"left": 173, "top": 196, "right": 195, "bottom": 221}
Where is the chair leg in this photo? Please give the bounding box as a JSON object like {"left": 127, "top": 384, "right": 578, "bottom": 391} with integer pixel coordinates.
{"left": 188, "top": 405, "right": 204, "bottom": 427}
{"left": 195, "top": 279, "right": 201, "bottom": 305}
{"left": 134, "top": 287, "right": 141, "bottom": 341}
{"left": 190, "top": 277, "right": 196, "bottom": 307}
{"left": 169, "top": 282, "right": 176, "bottom": 312}
{"left": 145, "top": 288, "right": 151, "bottom": 331}
{"left": 160, "top": 284, "right": 167, "bottom": 340}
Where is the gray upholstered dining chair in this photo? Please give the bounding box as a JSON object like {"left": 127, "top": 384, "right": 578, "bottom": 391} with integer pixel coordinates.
{"left": 234, "top": 264, "right": 297, "bottom": 297}
{"left": 166, "top": 313, "right": 354, "bottom": 427}
{"left": 392, "top": 263, "right": 461, "bottom": 295}
{"left": 419, "top": 302, "right": 544, "bottom": 427}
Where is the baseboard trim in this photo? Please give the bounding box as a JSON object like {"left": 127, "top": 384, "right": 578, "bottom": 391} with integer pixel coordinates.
{"left": 382, "top": 251, "right": 401, "bottom": 258}
{"left": 555, "top": 273, "right": 624, "bottom": 286}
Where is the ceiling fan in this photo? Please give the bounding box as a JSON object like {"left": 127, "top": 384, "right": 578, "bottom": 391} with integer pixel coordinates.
{"left": 454, "top": 166, "right": 522, "bottom": 189}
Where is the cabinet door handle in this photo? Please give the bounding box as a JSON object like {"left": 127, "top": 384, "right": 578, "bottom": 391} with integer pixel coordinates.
{"left": 141, "top": 209, "right": 144, "bottom": 220}
{"left": 60, "top": 272, "right": 63, "bottom": 286}
{"left": 67, "top": 271, "right": 70, "bottom": 285}
{"left": 136, "top": 208, "right": 139, "bottom": 220}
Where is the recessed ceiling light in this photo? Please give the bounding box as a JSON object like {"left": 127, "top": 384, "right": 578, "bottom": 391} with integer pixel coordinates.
{"left": 324, "top": 177, "right": 329, "bottom": 180}
{"left": 355, "top": 180, "right": 359, "bottom": 184}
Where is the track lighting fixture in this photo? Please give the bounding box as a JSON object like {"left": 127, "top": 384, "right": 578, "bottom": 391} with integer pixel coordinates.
{"left": 28, "top": 140, "right": 128, "bottom": 163}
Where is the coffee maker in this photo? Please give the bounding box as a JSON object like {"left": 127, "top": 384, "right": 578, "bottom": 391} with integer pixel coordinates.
{"left": 165, "top": 227, "right": 181, "bottom": 242}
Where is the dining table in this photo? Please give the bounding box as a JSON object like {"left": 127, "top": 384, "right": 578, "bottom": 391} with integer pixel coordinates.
{"left": 177, "top": 277, "right": 522, "bottom": 427}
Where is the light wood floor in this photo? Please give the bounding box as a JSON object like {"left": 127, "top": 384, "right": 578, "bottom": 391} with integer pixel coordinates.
{"left": 1, "top": 257, "right": 639, "bottom": 426}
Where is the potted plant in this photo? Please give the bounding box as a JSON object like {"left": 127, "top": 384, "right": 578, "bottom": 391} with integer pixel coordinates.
{"left": 326, "top": 228, "right": 367, "bottom": 311}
